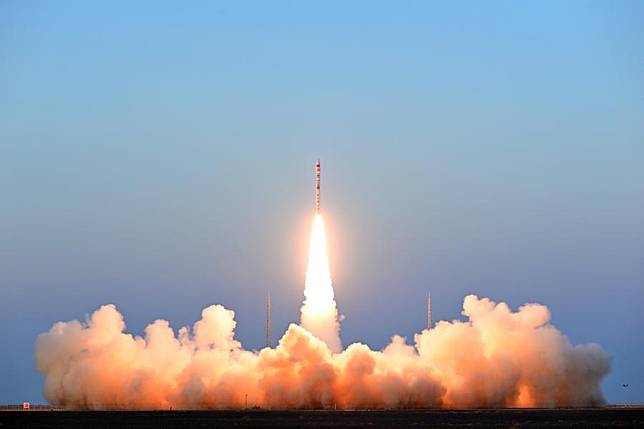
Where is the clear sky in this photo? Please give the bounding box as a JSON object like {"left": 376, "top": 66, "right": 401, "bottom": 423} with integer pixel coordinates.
{"left": 1, "top": 0, "right": 643, "bottom": 405}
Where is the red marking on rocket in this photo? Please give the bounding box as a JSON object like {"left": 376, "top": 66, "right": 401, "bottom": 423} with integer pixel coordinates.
{"left": 315, "top": 160, "right": 321, "bottom": 213}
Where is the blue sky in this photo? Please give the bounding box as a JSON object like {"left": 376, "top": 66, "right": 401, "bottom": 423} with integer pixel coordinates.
{"left": 1, "top": 0, "right": 643, "bottom": 404}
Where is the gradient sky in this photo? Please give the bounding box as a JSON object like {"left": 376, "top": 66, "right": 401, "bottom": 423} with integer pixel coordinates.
{"left": 1, "top": 1, "right": 643, "bottom": 405}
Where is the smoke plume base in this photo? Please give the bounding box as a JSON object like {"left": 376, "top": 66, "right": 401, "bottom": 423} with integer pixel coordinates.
{"left": 36, "top": 294, "right": 610, "bottom": 410}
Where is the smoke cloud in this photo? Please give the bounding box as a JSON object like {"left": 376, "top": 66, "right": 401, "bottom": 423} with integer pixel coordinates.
{"left": 36, "top": 294, "right": 610, "bottom": 410}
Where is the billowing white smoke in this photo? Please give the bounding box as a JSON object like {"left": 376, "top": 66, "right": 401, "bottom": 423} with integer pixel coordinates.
{"left": 300, "top": 214, "right": 342, "bottom": 352}
{"left": 36, "top": 295, "right": 610, "bottom": 410}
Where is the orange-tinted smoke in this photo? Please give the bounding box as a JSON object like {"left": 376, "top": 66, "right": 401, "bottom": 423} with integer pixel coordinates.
{"left": 36, "top": 295, "right": 609, "bottom": 410}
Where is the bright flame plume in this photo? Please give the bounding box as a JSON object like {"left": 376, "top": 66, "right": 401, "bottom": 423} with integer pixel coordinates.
{"left": 300, "top": 213, "right": 342, "bottom": 352}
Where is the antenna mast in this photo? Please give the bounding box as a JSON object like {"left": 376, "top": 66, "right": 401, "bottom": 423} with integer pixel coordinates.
{"left": 427, "top": 292, "right": 432, "bottom": 329}
{"left": 265, "top": 292, "right": 272, "bottom": 348}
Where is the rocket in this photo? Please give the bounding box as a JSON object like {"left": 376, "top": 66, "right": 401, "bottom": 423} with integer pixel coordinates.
{"left": 315, "top": 160, "right": 321, "bottom": 213}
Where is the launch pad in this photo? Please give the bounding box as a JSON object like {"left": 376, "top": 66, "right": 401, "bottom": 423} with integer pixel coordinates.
{"left": 2, "top": 408, "right": 643, "bottom": 428}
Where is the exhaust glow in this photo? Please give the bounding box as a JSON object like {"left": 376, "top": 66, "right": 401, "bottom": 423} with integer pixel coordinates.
{"left": 300, "top": 213, "right": 342, "bottom": 352}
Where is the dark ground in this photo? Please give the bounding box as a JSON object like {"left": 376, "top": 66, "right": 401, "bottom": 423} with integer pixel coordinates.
{"left": 1, "top": 408, "right": 643, "bottom": 429}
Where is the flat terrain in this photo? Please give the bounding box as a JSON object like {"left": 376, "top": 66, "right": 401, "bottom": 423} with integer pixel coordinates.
{"left": 1, "top": 408, "right": 643, "bottom": 429}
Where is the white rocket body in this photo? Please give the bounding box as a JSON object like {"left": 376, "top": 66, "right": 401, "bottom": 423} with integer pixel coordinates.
{"left": 315, "top": 160, "right": 321, "bottom": 213}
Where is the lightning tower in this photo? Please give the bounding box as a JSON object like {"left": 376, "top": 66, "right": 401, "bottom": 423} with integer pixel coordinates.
{"left": 265, "top": 292, "right": 272, "bottom": 348}
{"left": 427, "top": 292, "right": 432, "bottom": 329}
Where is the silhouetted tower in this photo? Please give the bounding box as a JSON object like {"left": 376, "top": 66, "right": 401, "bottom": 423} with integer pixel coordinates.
{"left": 427, "top": 292, "right": 432, "bottom": 329}
{"left": 265, "top": 292, "right": 272, "bottom": 348}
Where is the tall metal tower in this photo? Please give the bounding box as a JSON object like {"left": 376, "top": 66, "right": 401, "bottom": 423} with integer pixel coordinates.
{"left": 265, "top": 292, "right": 272, "bottom": 348}
{"left": 427, "top": 291, "right": 432, "bottom": 329}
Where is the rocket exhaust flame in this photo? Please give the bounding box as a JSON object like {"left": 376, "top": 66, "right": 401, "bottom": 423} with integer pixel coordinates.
{"left": 300, "top": 213, "right": 342, "bottom": 352}
{"left": 33, "top": 160, "right": 611, "bottom": 410}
